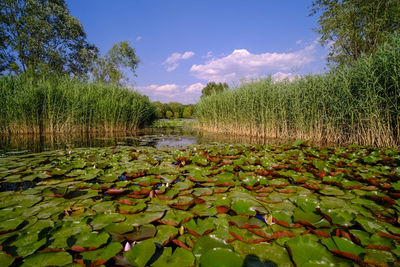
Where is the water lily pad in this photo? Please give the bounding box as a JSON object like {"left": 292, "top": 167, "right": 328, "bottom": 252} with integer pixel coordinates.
{"left": 154, "top": 225, "right": 178, "bottom": 245}
{"left": 80, "top": 241, "right": 122, "bottom": 261}
{"left": 21, "top": 251, "right": 72, "bottom": 267}
{"left": 124, "top": 224, "right": 156, "bottom": 241}
{"left": 200, "top": 248, "right": 243, "bottom": 267}
{"left": 9, "top": 232, "right": 47, "bottom": 257}
{"left": 231, "top": 200, "right": 256, "bottom": 216}
{"left": 193, "top": 235, "right": 230, "bottom": 258}
{"left": 72, "top": 231, "right": 109, "bottom": 249}
{"left": 322, "top": 236, "right": 365, "bottom": 258}
{"left": 286, "top": 235, "right": 339, "bottom": 266}
{"left": 0, "top": 251, "right": 14, "bottom": 267}
{"left": 152, "top": 247, "right": 195, "bottom": 267}
{"left": 0, "top": 218, "right": 24, "bottom": 233}
{"left": 90, "top": 213, "right": 125, "bottom": 230}
{"left": 124, "top": 239, "right": 155, "bottom": 267}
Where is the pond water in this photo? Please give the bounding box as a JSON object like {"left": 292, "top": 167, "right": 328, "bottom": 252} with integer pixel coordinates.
{"left": 0, "top": 124, "right": 292, "bottom": 157}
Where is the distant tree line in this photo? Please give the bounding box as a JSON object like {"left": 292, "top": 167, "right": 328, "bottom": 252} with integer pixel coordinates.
{"left": 152, "top": 102, "right": 195, "bottom": 119}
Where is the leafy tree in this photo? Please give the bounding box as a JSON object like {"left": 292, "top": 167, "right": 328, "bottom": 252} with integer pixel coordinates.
{"left": 311, "top": 0, "right": 400, "bottom": 66}
{"left": 0, "top": 0, "right": 98, "bottom": 75}
{"left": 182, "top": 106, "right": 193, "bottom": 118}
{"left": 201, "top": 82, "right": 229, "bottom": 98}
{"left": 92, "top": 41, "right": 140, "bottom": 85}
{"left": 165, "top": 110, "right": 173, "bottom": 119}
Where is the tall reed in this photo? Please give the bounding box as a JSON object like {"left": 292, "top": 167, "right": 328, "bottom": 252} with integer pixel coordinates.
{"left": 0, "top": 75, "right": 155, "bottom": 134}
{"left": 196, "top": 35, "right": 400, "bottom": 147}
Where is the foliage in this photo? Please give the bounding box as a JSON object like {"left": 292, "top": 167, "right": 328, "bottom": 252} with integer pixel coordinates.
{"left": 0, "top": 0, "right": 98, "bottom": 76}
{"left": 165, "top": 110, "right": 173, "bottom": 119}
{"left": 311, "top": 0, "right": 400, "bottom": 66}
{"left": 196, "top": 34, "right": 400, "bottom": 147}
{"left": 201, "top": 82, "right": 229, "bottom": 98}
{"left": 152, "top": 101, "right": 195, "bottom": 119}
{"left": 92, "top": 41, "right": 139, "bottom": 85}
{"left": 0, "top": 75, "right": 155, "bottom": 134}
{"left": 0, "top": 143, "right": 400, "bottom": 266}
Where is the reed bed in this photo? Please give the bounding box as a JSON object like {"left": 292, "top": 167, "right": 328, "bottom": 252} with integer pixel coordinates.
{"left": 0, "top": 75, "right": 155, "bottom": 134}
{"left": 196, "top": 35, "right": 400, "bottom": 147}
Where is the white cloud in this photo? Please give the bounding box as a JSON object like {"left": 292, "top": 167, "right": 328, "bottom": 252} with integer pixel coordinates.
{"left": 136, "top": 84, "right": 179, "bottom": 94}
{"left": 136, "top": 36, "right": 142, "bottom": 42}
{"left": 272, "top": 72, "right": 298, "bottom": 81}
{"left": 164, "top": 51, "right": 195, "bottom": 72}
{"left": 134, "top": 82, "right": 205, "bottom": 104}
{"left": 190, "top": 42, "right": 317, "bottom": 82}
{"left": 185, "top": 83, "right": 204, "bottom": 93}
{"left": 296, "top": 40, "right": 302, "bottom": 45}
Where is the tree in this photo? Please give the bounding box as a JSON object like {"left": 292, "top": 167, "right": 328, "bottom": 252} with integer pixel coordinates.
{"left": 311, "top": 0, "right": 400, "bottom": 66}
{"left": 182, "top": 106, "right": 193, "bottom": 118}
{"left": 165, "top": 110, "right": 173, "bottom": 119}
{"left": 92, "top": 41, "right": 140, "bottom": 85}
{"left": 201, "top": 82, "right": 229, "bottom": 98}
{"left": 0, "top": 0, "right": 98, "bottom": 75}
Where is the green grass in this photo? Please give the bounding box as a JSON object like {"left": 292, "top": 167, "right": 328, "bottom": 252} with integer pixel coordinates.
{"left": 196, "top": 35, "right": 400, "bottom": 147}
{"left": 0, "top": 75, "right": 155, "bottom": 134}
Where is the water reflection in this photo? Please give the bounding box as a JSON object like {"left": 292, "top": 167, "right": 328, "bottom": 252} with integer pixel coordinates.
{"left": 0, "top": 125, "right": 298, "bottom": 157}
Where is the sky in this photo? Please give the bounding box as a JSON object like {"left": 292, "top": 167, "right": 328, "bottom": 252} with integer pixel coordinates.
{"left": 67, "top": 0, "right": 329, "bottom": 104}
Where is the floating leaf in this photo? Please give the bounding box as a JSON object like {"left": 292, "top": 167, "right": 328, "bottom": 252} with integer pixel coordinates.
{"left": 152, "top": 247, "right": 195, "bottom": 267}
{"left": 81, "top": 241, "right": 122, "bottom": 261}
{"left": 124, "top": 239, "right": 155, "bottom": 267}
{"left": 21, "top": 252, "right": 72, "bottom": 267}
{"left": 199, "top": 248, "right": 243, "bottom": 267}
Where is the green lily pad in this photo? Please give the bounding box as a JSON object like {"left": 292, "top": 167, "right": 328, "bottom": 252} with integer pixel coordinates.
{"left": 286, "top": 235, "right": 339, "bottom": 266}
{"left": 154, "top": 225, "right": 179, "bottom": 245}
{"left": 193, "top": 235, "right": 230, "bottom": 258}
{"left": 124, "top": 239, "right": 155, "bottom": 267}
{"left": 152, "top": 247, "right": 195, "bottom": 267}
{"left": 72, "top": 231, "right": 110, "bottom": 249}
{"left": 21, "top": 252, "right": 72, "bottom": 267}
{"left": 90, "top": 213, "right": 126, "bottom": 230}
{"left": 81, "top": 241, "right": 122, "bottom": 261}
{"left": 231, "top": 200, "right": 256, "bottom": 216}
{"left": 0, "top": 218, "right": 24, "bottom": 233}
{"left": 124, "top": 224, "right": 157, "bottom": 241}
{"left": 0, "top": 251, "right": 14, "bottom": 267}
{"left": 322, "top": 236, "right": 365, "bottom": 256}
{"left": 200, "top": 248, "right": 243, "bottom": 267}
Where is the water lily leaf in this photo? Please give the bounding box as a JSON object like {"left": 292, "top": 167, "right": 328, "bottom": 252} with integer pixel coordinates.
{"left": 124, "top": 239, "right": 155, "bottom": 267}
{"left": 9, "top": 232, "right": 47, "bottom": 257}
{"left": 21, "top": 251, "right": 72, "bottom": 267}
{"left": 49, "top": 221, "right": 92, "bottom": 249}
{"left": 293, "top": 207, "right": 324, "bottom": 226}
{"left": 286, "top": 235, "right": 339, "bottom": 266}
{"left": 193, "top": 235, "right": 230, "bottom": 258}
{"left": 119, "top": 201, "right": 147, "bottom": 214}
{"left": 183, "top": 218, "right": 215, "bottom": 237}
{"left": 356, "top": 217, "right": 387, "bottom": 233}
{"left": 320, "top": 208, "right": 355, "bottom": 227}
{"left": 199, "top": 248, "right": 243, "bottom": 267}
{"left": 168, "top": 196, "right": 195, "bottom": 210}
{"left": 90, "top": 213, "right": 125, "bottom": 230}
{"left": 125, "top": 211, "right": 165, "bottom": 226}
{"left": 231, "top": 200, "right": 256, "bottom": 216}
{"left": 321, "top": 236, "right": 365, "bottom": 257}
{"left": 80, "top": 241, "right": 122, "bottom": 261}
{"left": 152, "top": 247, "right": 195, "bottom": 267}
{"left": 365, "top": 249, "right": 396, "bottom": 264}
{"left": 319, "top": 186, "right": 345, "bottom": 196}
{"left": 0, "top": 218, "right": 24, "bottom": 233}
{"left": 72, "top": 231, "right": 109, "bottom": 249}
{"left": 0, "top": 251, "right": 14, "bottom": 267}
{"left": 154, "top": 225, "right": 178, "bottom": 245}
{"left": 230, "top": 241, "right": 293, "bottom": 267}
{"left": 159, "top": 210, "right": 193, "bottom": 226}
{"left": 124, "top": 224, "right": 156, "bottom": 241}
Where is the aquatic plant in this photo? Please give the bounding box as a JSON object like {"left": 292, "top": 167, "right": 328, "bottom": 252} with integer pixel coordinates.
{"left": 0, "top": 142, "right": 399, "bottom": 266}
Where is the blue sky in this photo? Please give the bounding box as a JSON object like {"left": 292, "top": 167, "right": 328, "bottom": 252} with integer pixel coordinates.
{"left": 67, "top": 0, "right": 329, "bottom": 104}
